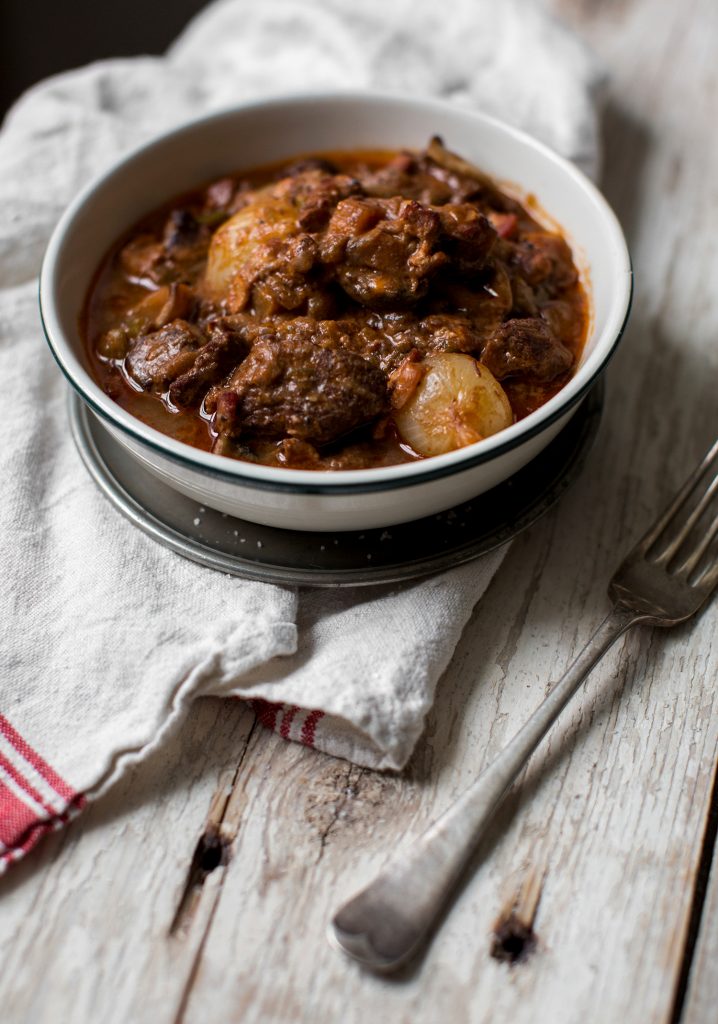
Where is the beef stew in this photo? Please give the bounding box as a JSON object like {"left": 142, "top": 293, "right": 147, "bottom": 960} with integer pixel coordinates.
{"left": 85, "top": 139, "right": 589, "bottom": 470}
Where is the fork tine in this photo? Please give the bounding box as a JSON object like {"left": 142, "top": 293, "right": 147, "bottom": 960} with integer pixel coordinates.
{"left": 657, "top": 470, "right": 718, "bottom": 563}
{"left": 678, "top": 514, "right": 718, "bottom": 577}
{"left": 641, "top": 438, "right": 718, "bottom": 554}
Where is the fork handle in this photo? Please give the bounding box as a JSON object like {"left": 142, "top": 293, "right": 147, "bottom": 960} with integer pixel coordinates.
{"left": 331, "top": 604, "right": 643, "bottom": 971}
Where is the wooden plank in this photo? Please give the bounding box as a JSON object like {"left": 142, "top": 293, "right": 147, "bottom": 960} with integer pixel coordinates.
{"left": 1, "top": 0, "right": 717, "bottom": 1022}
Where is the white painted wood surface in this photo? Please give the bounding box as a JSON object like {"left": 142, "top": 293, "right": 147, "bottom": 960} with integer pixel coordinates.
{"left": 2, "top": 0, "right": 717, "bottom": 1021}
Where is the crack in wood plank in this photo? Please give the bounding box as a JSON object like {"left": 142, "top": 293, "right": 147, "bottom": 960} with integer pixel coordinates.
{"left": 169, "top": 716, "right": 258, "bottom": 938}
{"left": 168, "top": 716, "right": 263, "bottom": 1024}
{"left": 491, "top": 863, "right": 547, "bottom": 966}
{"left": 314, "top": 765, "right": 365, "bottom": 864}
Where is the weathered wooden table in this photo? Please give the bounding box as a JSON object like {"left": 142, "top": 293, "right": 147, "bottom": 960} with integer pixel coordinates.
{"left": 2, "top": 1, "right": 717, "bottom": 1020}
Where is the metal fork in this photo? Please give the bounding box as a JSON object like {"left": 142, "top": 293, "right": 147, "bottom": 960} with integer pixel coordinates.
{"left": 331, "top": 439, "right": 718, "bottom": 972}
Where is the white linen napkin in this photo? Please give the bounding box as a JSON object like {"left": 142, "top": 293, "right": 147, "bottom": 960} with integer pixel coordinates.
{"left": 0, "top": 0, "right": 602, "bottom": 869}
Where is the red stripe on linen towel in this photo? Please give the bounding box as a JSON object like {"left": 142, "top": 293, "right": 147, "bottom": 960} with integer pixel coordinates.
{"left": 279, "top": 705, "right": 300, "bottom": 740}
{"left": 0, "top": 778, "right": 44, "bottom": 847}
{"left": 0, "top": 751, "right": 55, "bottom": 815}
{"left": 250, "top": 698, "right": 282, "bottom": 733}
{"left": 0, "top": 715, "right": 85, "bottom": 871}
{"left": 0, "top": 715, "right": 76, "bottom": 802}
{"left": 250, "top": 701, "right": 324, "bottom": 748}
{"left": 300, "top": 709, "right": 325, "bottom": 747}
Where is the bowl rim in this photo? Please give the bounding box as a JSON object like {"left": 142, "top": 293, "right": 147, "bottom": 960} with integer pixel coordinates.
{"left": 39, "top": 90, "right": 633, "bottom": 496}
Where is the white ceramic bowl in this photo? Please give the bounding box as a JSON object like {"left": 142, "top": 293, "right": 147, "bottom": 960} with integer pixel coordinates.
{"left": 40, "top": 92, "right": 632, "bottom": 531}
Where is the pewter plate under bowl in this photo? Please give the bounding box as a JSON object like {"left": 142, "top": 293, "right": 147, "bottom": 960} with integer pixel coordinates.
{"left": 69, "top": 383, "right": 603, "bottom": 588}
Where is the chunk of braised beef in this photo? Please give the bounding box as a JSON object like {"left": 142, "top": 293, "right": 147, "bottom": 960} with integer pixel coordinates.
{"left": 125, "top": 319, "right": 205, "bottom": 393}
{"left": 215, "top": 331, "right": 386, "bottom": 446}
{"left": 508, "top": 272, "right": 539, "bottom": 317}
{"left": 289, "top": 170, "right": 362, "bottom": 232}
{"left": 248, "top": 233, "right": 329, "bottom": 316}
{"left": 309, "top": 308, "right": 492, "bottom": 376}
{"left": 481, "top": 318, "right": 573, "bottom": 383}
{"left": 359, "top": 152, "right": 439, "bottom": 201}
{"left": 328, "top": 310, "right": 416, "bottom": 373}
{"left": 539, "top": 299, "right": 583, "bottom": 347}
{"left": 321, "top": 196, "right": 447, "bottom": 307}
{"left": 360, "top": 150, "right": 478, "bottom": 206}
{"left": 510, "top": 232, "right": 578, "bottom": 293}
{"left": 425, "top": 261, "right": 513, "bottom": 351}
{"left": 351, "top": 313, "right": 487, "bottom": 374}
{"left": 319, "top": 196, "right": 496, "bottom": 309}
{"left": 436, "top": 205, "right": 496, "bottom": 274}
{"left": 413, "top": 314, "right": 490, "bottom": 355}
{"left": 168, "top": 321, "right": 249, "bottom": 408}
